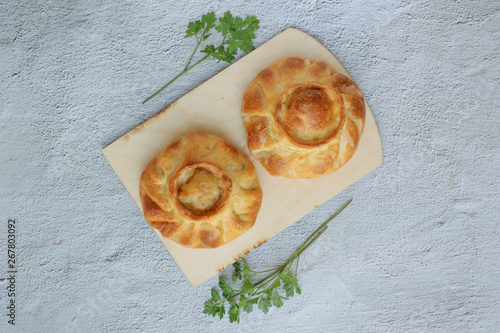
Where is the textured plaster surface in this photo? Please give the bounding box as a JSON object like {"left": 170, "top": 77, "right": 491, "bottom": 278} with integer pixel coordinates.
{"left": 1, "top": 1, "right": 499, "bottom": 332}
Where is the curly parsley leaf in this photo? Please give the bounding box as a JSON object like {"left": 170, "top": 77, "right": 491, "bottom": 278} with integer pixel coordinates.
{"left": 258, "top": 297, "right": 272, "bottom": 314}
{"left": 284, "top": 282, "right": 296, "bottom": 298}
{"left": 219, "top": 276, "right": 233, "bottom": 299}
{"left": 211, "top": 289, "right": 221, "bottom": 302}
{"left": 243, "top": 297, "right": 259, "bottom": 313}
{"left": 228, "top": 307, "right": 240, "bottom": 323}
{"left": 270, "top": 292, "right": 284, "bottom": 308}
{"left": 241, "top": 280, "right": 255, "bottom": 295}
{"left": 203, "top": 301, "right": 216, "bottom": 316}
{"left": 217, "top": 304, "right": 225, "bottom": 319}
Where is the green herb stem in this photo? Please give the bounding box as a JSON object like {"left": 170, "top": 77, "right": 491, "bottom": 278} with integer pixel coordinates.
{"left": 142, "top": 55, "right": 210, "bottom": 104}
{"left": 184, "top": 37, "right": 202, "bottom": 70}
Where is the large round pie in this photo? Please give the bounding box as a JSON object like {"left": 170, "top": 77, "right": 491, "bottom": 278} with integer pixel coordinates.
{"left": 139, "top": 132, "right": 263, "bottom": 248}
{"left": 241, "top": 56, "right": 366, "bottom": 178}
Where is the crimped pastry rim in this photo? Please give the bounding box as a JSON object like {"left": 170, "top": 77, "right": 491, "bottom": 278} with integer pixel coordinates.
{"left": 139, "top": 131, "right": 263, "bottom": 249}
{"left": 241, "top": 56, "right": 366, "bottom": 179}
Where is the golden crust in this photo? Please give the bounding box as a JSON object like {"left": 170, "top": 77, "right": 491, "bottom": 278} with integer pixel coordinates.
{"left": 139, "top": 132, "right": 262, "bottom": 248}
{"left": 241, "top": 57, "right": 366, "bottom": 178}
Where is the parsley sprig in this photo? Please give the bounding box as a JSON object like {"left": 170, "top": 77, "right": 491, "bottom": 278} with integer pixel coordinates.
{"left": 204, "top": 199, "right": 352, "bottom": 323}
{"left": 143, "top": 11, "right": 260, "bottom": 104}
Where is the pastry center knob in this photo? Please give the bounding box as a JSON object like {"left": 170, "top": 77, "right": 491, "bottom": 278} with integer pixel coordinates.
{"left": 278, "top": 87, "right": 343, "bottom": 146}
{"left": 176, "top": 166, "right": 225, "bottom": 216}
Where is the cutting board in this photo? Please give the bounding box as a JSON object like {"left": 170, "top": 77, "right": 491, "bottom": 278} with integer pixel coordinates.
{"left": 102, "top": 28, "right": 383, "bottom": 288}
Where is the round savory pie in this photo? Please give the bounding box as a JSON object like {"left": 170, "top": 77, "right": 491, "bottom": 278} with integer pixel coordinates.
{"left": 241, "top": 56, "right": 366, "bottom": 178}
{"left": 139, "top": 132, "right": 262, "bottom": 248}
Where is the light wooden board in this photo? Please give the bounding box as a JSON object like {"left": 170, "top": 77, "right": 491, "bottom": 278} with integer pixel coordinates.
{"left": 102, "top": 28, "right": 383, "bottom": 288}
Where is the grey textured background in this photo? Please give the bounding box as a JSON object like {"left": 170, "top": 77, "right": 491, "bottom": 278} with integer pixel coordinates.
{"left": 1, "top": 0, "right": 499, "bottom": 332}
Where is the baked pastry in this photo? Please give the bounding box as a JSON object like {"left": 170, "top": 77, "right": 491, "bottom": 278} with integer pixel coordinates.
{"left": 139, "top": 131, "right": 262, "bottom": 249}
{"left": 241, "top": 56, "right": 366, "bottom": 178}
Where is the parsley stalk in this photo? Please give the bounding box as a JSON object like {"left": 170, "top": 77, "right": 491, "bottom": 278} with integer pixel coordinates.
{"left": 142, "top": 55, "right": 210, "bottom": 104}
{"left": 204, "top": 199, "right": 353, "bottom": 323}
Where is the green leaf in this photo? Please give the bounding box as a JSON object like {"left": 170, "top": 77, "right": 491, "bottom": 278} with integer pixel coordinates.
{"left": 283, "top": 280, "right": 301, "bottom": 297}
{"left": 270, "top": 278, "right": 281, "bottom": 290}
{"left": 258, "top": 297, "right": 272, "bottom": 314}
{"left": 239, "top": 294, "right": 248, "bottom": 306}
{"left": 223, "top": 11, "right": 234, "bottom": 22}
{"left": 232, "top": 261, "right": 243, "bottom": 282}
{"left": 201, "top": 11, "right": 216, "bottom": 31}
{"left": 241, "top": 258, "right": 251, "bottom": 279}
{"left": 284, "top": 283, "right": 295, "bottom": 298}
{"left": 270, "top": 293, "right": 284, "bottom": 308}
{"left": 203, "top": 301, "right": 216, "bottom": 316}
{"left": 295, "top": 284, "right": 302, "bottom": 295}
{"left": 185, "top": 20, "right": 203, "bottom": 38}
{"left": 245, "top": 16, "right": 259, "bottom": 27}
{"left": 206, "top": 45, "right": 232, "bottom": 63}
{"left": 200, "top": 44, "right": 216, "bottom": 56}
{"left": 222, "top": 286, "right": 233, "bottom": 299}
{"left": 228, "top": 307, "right": 240, "bottom": 323}
{"left": 241, "top": 280, "right": 255, "bottom": 295}
{"left": 280, "top": 271, "right": 298, "bottom": 284}
{"left": 241, "top": 257, "right": 249, "bottom": 268}
{"left": 217, "top": 304, "right": 225, "bottom": 319}
{"left": 217, "top": 11, "right": 234, "bottom": 36}
{"left": 233, "top": 16, "right": 244, "bottom": 29}
{"left": 219, "top": 276, "right": 233, "bottom": 298}
{"left": 211, "top": 289, "right": 221, "bottom": 302}
{"left": 243, "top": 298, "right": 258, "bottom": 313}
{"left": 226, "top": 40, "right": 238, "bottom": 55}
{"left": 238, "top": 38, "right": 255, "bottom": 52}
{"left": 218, "top": 275, "right": 227, "bottom": 289}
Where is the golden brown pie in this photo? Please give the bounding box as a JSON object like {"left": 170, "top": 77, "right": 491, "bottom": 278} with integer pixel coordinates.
{"left": 241, "top": 56, "right": 366, "bottom": 178}
{"left": 139, "top": 132, "right": 262, "bottom": 248}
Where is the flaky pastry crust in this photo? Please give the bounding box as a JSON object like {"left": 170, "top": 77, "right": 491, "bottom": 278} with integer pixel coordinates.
{"left": 139, "top": 132, "right": 262, "bottom": 248}
{"left": 241, "top": 56, "right": 366, "bottom": 178}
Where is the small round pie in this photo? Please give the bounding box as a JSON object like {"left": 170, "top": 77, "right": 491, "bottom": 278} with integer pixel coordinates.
{"left": 139, "top": 132, "right": 262, "bottom": 248}
{"left": 241, "top": 56, "right": 366, "bottom": 178}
